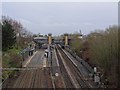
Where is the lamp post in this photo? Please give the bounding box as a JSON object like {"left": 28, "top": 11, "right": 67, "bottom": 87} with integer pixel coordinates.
{"left": 21, "top": 51, "right": 25, "bottom": 67}
{"left": 16, "top": 33, "right": 20, "bottom": 49}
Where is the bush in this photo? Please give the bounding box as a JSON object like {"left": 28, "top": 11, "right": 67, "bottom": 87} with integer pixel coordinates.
{"left": 88, "top": 26, "right": 118, "bottom": 86}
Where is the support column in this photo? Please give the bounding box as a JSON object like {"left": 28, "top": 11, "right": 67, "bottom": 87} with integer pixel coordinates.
{"left": 64, "top": 34, "right": 68, "bottom": 46}
{"left": 48, "top": 33, "right": 52, "bottom": 45}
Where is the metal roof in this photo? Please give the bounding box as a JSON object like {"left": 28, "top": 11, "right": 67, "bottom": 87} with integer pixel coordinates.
{"left": 34, "top": 37, "right": 47, "bottom": 40}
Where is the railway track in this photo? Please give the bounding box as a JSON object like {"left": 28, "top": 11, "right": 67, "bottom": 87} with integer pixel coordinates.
{"left": 55, "top": 44, "right": 91, "bottom": 88}
{"left": 12, "top": 67, "right": 53, "bottom": 88}
{"left": 3, "top": 45, "right": 92, "bottom": 89}
{"left": 55, "top": 46, "right": 74, "bottom": 88}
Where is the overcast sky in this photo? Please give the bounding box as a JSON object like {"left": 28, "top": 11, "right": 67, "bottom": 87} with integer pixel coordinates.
{"left": 2, "top": 2, "right": 118, "bottom": 36}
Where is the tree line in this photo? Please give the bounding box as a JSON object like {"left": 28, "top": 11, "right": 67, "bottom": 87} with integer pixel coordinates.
{"left": 70, "top": 25, "right": 119, "bottom": 87}
{"left": 2, "top": 16, "right": 33, "bottom": 51}
{"left": 1, "top": 16, "right": 33, "bottom": 80}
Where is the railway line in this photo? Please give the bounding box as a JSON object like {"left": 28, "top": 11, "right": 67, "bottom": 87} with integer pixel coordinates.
{"left": 3, "top": 44, "right": 95, "bottom": 89}
{"left": 13, "top": 68, "right": 53, "bottom": 88}
{"left": 55, "top": 46, "right": 74, "bottom": 88}
{"left": 55, "top": 44, "right": 91, "bottom": 88}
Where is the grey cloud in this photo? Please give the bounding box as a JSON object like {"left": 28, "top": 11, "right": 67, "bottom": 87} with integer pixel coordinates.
{"left": 2, "top": 2, "right": 118, "bottom": 35}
